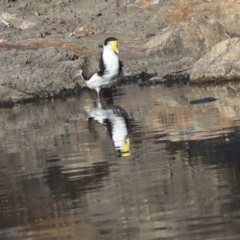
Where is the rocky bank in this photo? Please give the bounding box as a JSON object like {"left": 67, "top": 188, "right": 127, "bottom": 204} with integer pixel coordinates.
{"left": 1, "top": 0, "right": 240, "bottom": 103}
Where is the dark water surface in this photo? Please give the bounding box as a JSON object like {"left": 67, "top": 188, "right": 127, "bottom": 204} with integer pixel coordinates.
{"left": 1, "top": 84, "right": 240, "bottom": 240}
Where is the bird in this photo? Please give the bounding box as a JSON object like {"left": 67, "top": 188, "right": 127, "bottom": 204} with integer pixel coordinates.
{"left": 81, "top": 37, "right": 123, "bottom": 98}
{"left": 88, "top": 100, "right": 131, "bottom": 157}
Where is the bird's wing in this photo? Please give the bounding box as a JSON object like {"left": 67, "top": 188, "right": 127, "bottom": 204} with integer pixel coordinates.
{"left": 118, "top": 60, "right": 124, "bottom": 76}
{"left": 119, "top": 60, "right": 124, "bottom": 68}
{"left": 82, "top": 51, "right": 101, "bottom": 80}
{"left": 97, "top": 52, "right": 106, "bottom": 77}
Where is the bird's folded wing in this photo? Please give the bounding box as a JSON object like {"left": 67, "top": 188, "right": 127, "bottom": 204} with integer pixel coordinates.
{"left": 97, "top": 53, "right": 106, "bottom": 77}
{"left": 82, "top": 52, "right": 101, "bottom": 80}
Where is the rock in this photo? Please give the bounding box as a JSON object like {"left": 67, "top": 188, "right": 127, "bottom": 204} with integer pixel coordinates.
{"left": 145, "top": 13, "right": 229, "bottom": 80}
{"left": 73, "top": 26, "right": 94, "bottom": 38}
{"left": 19, "top": 39, "right": 90, "bottom": 58}
{"left": 0, "top": 12, "right": 36, "bottom": 30}
{"left": 0, "top": 86, "right": 34, "bottom": 106}
{"left": 193, "top": 0, "right": 240, "bottom": 37}
{"left": 1, "top": 0, "right": 240, "bottom": 87}
{"left": 123, "top": 0, "right": 161, "bottom": 8}
{"left": 0, "top": 85, "right": 34, "bottom": 106}
{"left": 0, "top": 48, "right": 84, "bottom": 98}
{"left": 19, "top": 21, "right": 36, "bottom": 30}
{"left": 153, "top": 0, "right": 197, "bottom": 28}
{"left": 153, "top": 0, "right": 240, "bottom": 37}
{"left": 190, "top": 38, "right": 240, "bottom": 82}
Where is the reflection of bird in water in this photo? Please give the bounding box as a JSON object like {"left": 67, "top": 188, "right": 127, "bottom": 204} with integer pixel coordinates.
{"left": 81, "top": 37, "right": 123, "bottom": 99}
{"left": 88, "top": 100, "right": 131, "bottom": 157}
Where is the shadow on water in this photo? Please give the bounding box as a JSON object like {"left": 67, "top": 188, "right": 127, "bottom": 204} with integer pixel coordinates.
{"left": 2, "top": 83, "right": 240, "bottom": 239}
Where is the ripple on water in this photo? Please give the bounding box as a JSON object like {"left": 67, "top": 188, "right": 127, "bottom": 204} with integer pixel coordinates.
{"left": 1, "top": 84, "right": 240, "bottom": 239}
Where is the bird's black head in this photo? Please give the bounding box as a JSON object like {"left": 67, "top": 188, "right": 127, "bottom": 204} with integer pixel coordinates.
{"left": 104, "top": 37, "right": 118, "bottom": 45}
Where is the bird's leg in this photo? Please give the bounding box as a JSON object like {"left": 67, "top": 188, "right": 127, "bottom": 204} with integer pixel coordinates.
{"left": 96, "top": 88, "right": 100, "bottom": 99}
{"left": 97, "top": 99, "right": 102, "bottom": 108}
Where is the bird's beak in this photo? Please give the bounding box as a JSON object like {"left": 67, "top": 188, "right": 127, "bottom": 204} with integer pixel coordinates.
{"left": 114, "top": 46, "right": 119, "bottom": 54}
{"left": 109, "top": 40, "right": 119, "bottom": 54}
{"left": 121, "top": 138, "right": 131, "bottom": 157}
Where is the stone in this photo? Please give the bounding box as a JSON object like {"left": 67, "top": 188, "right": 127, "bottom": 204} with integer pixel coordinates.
{"left": 190, "top": 38, "right": 240, "bottom": 82}
{"left": 0, "top": 0, "right": 240, "bottom": 100}
{"left": 19, "top": 39, "right": 90, "bottom": 58}
{"left": 144, "top": 13, "right": 229, "bottom": 80}
{"left": 124, "top": 0, "right": 161, "bottom": 8}
{"left": 19, "top": 21, "right": 36, "bottom": 30}
{"left": 1, "top": 12, "right": 36, "bottom": 30}
{"left": 153, "top": 0, "right": 197, "bottom": 28}
{"left": 193, "top": 0, "right": 240, "bottom": 37}
{"left": 0, "top": 48, "right": 84, "bottom": 98}
{"left": 0, "top": 85, "right": 34, "bottom": 106}
{"left": 153, "top": 0, "right": 240, "bottom": 36}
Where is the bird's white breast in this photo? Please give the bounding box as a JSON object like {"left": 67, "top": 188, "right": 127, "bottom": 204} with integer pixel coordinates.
{"left": 85, "top": 45, "right": 121, "bottom": 90}
{"left": 102, "top": 45, "right": 119, "bottom": 75}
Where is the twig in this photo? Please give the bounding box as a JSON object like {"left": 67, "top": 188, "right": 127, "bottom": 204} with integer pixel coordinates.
{"left": 1, "top": 19, "right": 10, "bottom": 27}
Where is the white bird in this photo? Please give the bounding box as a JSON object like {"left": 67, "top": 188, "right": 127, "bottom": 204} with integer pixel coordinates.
{"left": 82, "top": 37, "right": 123, "bottom": 98}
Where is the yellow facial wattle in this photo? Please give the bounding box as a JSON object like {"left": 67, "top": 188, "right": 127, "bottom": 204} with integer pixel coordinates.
{"left": 109, "top": 40, "right": 119, "bottom": 54}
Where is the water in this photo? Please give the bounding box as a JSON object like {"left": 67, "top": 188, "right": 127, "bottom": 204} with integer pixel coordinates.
{"left": 1, "top": 83, "right": 240, "bottom": 239}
